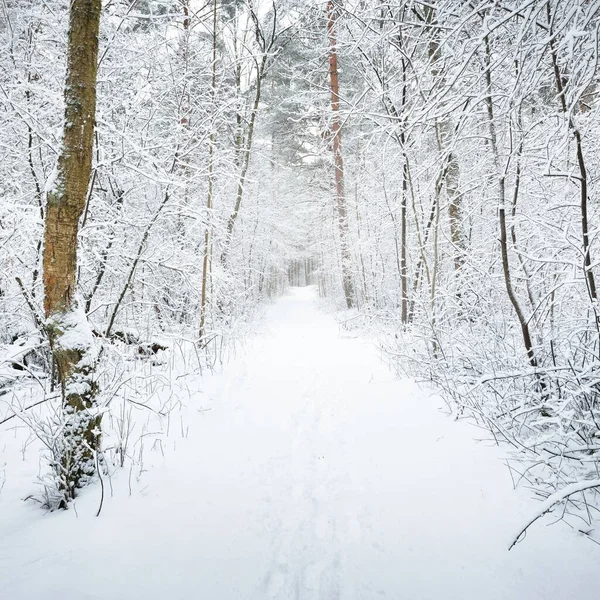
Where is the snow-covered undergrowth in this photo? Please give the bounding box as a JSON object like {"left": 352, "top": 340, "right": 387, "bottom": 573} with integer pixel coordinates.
{"left": 3, "top": 287, "right": 600, "bottom": 599}
{"left": 0, "top": 328, "right": 238, "bottom": 514}
{"left": 365, "top": 313, "right": 600, "bottom": 545}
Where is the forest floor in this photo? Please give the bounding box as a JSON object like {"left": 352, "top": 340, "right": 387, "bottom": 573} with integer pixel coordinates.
{"left": 2, "top": 286, "right": 600, "bottom": 599}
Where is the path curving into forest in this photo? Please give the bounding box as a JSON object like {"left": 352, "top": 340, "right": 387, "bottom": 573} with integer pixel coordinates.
{"left": 2, "top": 286, "right": 600, "bottom": 599}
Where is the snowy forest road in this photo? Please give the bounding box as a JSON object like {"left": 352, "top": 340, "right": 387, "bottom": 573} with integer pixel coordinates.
{"left": 2, "top": 287, "right": 600, "bottom": 599}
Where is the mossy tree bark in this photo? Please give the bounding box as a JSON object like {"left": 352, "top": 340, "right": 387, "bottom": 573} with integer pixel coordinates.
{"left": 43, "top": 0, "right": 102, "bottom": 506}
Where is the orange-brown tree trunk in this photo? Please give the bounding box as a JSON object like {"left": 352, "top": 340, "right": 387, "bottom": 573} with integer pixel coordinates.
{"left": 43, "top": 0, "right": 102, "bottom": 505}
{"left": 327, "top": 0, "right": 355, "bottom": 308}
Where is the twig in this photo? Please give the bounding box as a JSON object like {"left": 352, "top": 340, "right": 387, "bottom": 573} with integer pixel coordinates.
{"left": 509, "top": 479, "right": 600, "bottom": 550}
{"left": 15, "top": 276, "right": 43, "bottom": 329}
{"left": 127, "top": 398, "right": 166, "bottom": 416}
{"left": 0, "top": 396, "right": 58, "bottom": 426}
{"left": 95, "top": 451, "right": 105, "bottom": 517}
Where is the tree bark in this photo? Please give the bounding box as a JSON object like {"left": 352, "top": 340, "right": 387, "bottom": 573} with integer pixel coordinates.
{"left": 483, "top": 34, "right": 540, "bottom": 372}
{"left": 327, "top": 0, "right": 355, "bottom": 308}
{"left": 424, "top": 3, "right": 465, "bottom": 274}
{"left": 43, "top": 0, "right": 102, "bottom": 505}
{"left": 220, "top": 52, "right": 267, "bottom": 267}
{"left": 546, "top": 2, "right": 597, "bottom": 307}
{"left": 199, "top": 0, "right": 218, "bottom": 342}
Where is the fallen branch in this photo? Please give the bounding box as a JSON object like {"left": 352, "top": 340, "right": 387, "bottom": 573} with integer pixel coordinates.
{"left": 509, "top": 479, "right": 600, "bottom": 550}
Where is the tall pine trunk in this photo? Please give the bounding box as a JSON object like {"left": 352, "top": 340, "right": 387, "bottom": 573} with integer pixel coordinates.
{"left": 327, "top": 0, "right": 355, "bottom": 308}
{"left": 43, "top": 0, "right": 102, "bottom": 506}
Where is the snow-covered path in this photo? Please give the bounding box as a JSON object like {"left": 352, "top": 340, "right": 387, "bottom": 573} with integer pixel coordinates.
{"left": 2, "top": 287, "right": 600, "bottom": 599}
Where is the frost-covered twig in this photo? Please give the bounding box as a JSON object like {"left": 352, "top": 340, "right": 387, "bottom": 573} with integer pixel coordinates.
{"left": 15, "top": 277, "right": 43, "bottom": 329}
{"left": 0, "top": 395, "right": 60, "bottom": 427}
{"left": 509, "top": 479, "right": 600, "bottom": 550}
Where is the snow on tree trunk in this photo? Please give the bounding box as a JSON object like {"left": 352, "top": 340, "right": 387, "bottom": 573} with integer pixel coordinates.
{"left": 42, "top": 0, "right": 102, "bottom": 506}
{"left": 424, "top": 3, "right": 465, "bottom": 274}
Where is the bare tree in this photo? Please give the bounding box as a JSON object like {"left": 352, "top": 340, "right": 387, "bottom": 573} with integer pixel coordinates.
{"left": 220, "top": 1, "right": 280, "bottom": 267}
{"left": 199, "top": 0, "right": 219, "bottom": 343}
{"left": 482, "top": 32, "right": 540, "bottom": 372}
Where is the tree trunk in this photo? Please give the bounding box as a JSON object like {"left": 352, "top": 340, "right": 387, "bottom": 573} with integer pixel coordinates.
{"left": 43, "top": 0, "right": 102, "bottom": 505}
{"left": 546, "top": 2, "right": 597, "bottom": 308}
{"left": 327, "top": 0, "right": 355, "bottom": 308}
{"left": 220, "top": 53, "right": 267, "bottom": 267}
{"left": 200, "top": 0, "right": 218, "bottom": 343}
{"left": 424, "top": 3, "right": 465, "bottom": 274}
{"left": 482, "top": 34, "right": 540, "bottom": 373}
{"left": 399, "top": 53, "right": 409, "bottom": 323}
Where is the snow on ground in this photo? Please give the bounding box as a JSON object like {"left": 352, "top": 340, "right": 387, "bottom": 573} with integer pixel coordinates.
{"left": 2, "top": 286, "right": 600, "bottom": 599}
